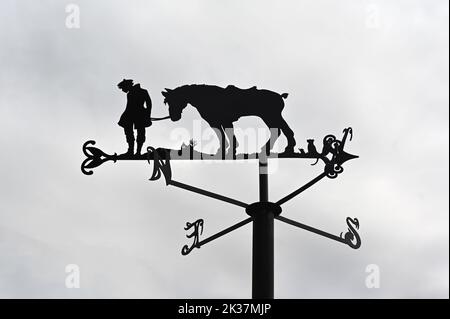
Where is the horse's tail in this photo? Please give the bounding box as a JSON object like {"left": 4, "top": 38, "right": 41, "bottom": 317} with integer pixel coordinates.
{"left": 281, "top": 93, "right": 289, "bottom": 99}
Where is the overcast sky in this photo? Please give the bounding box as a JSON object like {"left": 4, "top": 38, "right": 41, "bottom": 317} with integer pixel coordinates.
{"left": 0, "top": 0, "right": 448, "bottom": 298}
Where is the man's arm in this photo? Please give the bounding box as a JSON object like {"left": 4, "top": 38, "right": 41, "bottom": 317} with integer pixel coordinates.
{"left": 144, "top": 90, "right": 152, "bottom": 113}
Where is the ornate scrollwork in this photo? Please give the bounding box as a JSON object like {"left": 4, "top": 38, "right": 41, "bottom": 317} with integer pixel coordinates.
{"left": 181, "top": 219, "right": 204, "bottom": 255}
{"left": 147, "top": 147, "right": 172, "bottom": 185}
{"left": 340, "top": 217, "right": 361, "bottom": 249}
{"left": 81, "top": 140, "right": 117, "bottom": 175}
{"left": 324, "top": 162, "right": 344, "bottom": 179}
{"left": 320, "top": 127, "right": 358, "bottom": 178}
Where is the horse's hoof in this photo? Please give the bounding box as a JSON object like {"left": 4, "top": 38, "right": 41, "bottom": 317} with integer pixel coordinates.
{"left": 257, "top": 149, "right": 271, "bottom": 158}
{"left": 225, "top": 149, "right": 237, "bottom": 158}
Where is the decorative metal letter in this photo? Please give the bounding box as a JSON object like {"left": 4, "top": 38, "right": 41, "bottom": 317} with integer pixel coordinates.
{"left": 181, "top": 219, "right": 204, "bottom": 256}
{"left": 340, "top": 217, "right": 361, "bottom": 249}
{"left": 147, "top": 147, "right": 172, "bottom": 185}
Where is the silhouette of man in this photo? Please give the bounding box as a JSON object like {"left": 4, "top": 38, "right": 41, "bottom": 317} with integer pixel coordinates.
{"left": 117, "top": 79, "right": 152, "bottom": 156}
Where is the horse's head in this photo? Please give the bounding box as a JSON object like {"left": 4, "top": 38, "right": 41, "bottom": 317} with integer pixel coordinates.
{"left": 161, "top": 88, "right": 188, "bottom": 121}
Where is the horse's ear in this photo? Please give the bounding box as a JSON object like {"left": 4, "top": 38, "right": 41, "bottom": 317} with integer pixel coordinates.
{"left": 162, "top": 88, "right": 173, "bottom": 97}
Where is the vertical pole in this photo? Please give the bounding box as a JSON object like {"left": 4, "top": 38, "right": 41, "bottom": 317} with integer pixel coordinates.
{"left": 259, "top": 156, "right": 269, "bottom": 202}
{"left": 252, "top": 155, "right": 274, "bottom": 299}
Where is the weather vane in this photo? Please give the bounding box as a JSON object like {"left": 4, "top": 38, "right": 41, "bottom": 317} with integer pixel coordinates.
{"left": 81, "top": 80, "right": 360, "bottom": 299}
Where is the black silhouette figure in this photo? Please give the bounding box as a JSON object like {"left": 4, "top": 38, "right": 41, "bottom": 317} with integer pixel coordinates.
{"left": 306, "top": 139, "right": 318, "bottom": 155}
{"left": 161, "top": 85, "right": 296, "bottom": 156}
{"left": 117, "top": 79, "right": 152, "bottom": 156}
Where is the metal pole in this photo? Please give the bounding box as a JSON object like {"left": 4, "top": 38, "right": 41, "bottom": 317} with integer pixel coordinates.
{"left": 252, "top": 155, "right": 274, "bottom": 299}
{"left": 259, "top": 156, "right": 269, "bottom": 202}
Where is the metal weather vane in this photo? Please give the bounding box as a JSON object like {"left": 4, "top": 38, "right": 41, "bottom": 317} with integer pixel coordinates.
{"left": 81, "top": 80, "right": 360, "bottom": 299}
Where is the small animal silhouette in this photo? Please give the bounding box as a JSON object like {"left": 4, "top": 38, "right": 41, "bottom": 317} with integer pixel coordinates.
{"left": 307, "top": 139, "right": 318, "bottom": 155}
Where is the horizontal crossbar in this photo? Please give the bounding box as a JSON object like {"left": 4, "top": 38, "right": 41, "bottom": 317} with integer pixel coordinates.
{"left": 276, "top": 172, "right": 327, "bottom": 206}
{"left": 197, "top": 217, "right": 253, "bottom": 248}
{"left": 276, "top": 215, "right": 345, "bottom": 244}
{"left": 169, "top": 180, "right": 249, "bottom": 208}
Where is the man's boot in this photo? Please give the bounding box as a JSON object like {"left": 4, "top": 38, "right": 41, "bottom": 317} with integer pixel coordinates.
{"left": 125, "top": 140, "right": 134, "bottom": 156}
{"left": 136, "top": 128, "right": 146, "bottom": 157}
{"left": 136, "top": 142, "right": 143, "bottom": 156}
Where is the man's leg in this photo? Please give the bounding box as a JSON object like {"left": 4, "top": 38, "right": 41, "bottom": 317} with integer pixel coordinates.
{"left": 136, "top": 127, "right": 146, "bottom": 155}
{"left": 124, "top": 125, "right": 135, "bottom": 156}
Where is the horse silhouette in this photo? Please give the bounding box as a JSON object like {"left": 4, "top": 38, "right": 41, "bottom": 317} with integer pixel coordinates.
{"left": 161, "top": 84, "right": 296, "bottom": 156}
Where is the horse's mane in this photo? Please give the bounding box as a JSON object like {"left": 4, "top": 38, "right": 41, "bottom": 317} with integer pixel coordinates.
{"left": 175, "top": 84, "right": 211, "bottom": 91}
{"left": 174, "top": 84, "right": 221, "bottom": 99}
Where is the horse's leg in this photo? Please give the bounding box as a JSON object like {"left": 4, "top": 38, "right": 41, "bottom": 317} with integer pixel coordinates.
{"left": 211, "top": 125, "right": 228, "bottom": 158}
{"left": 261, "top": 118, "right": 281, "bottom": 156}
{"left": 279, "top": 117, "right": 296, "bottom": 153}
{"left": 223, "top": 123, "right": 238, "bottom": 157}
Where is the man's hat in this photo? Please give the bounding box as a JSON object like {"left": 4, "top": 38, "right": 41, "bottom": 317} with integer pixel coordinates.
{"left": 117, "top": 79, "right": 134, "bottom": 89}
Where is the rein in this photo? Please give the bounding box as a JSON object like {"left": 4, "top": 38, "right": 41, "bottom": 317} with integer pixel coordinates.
{"left": 150, "top": 115, "right": 171, "bottom": 121}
